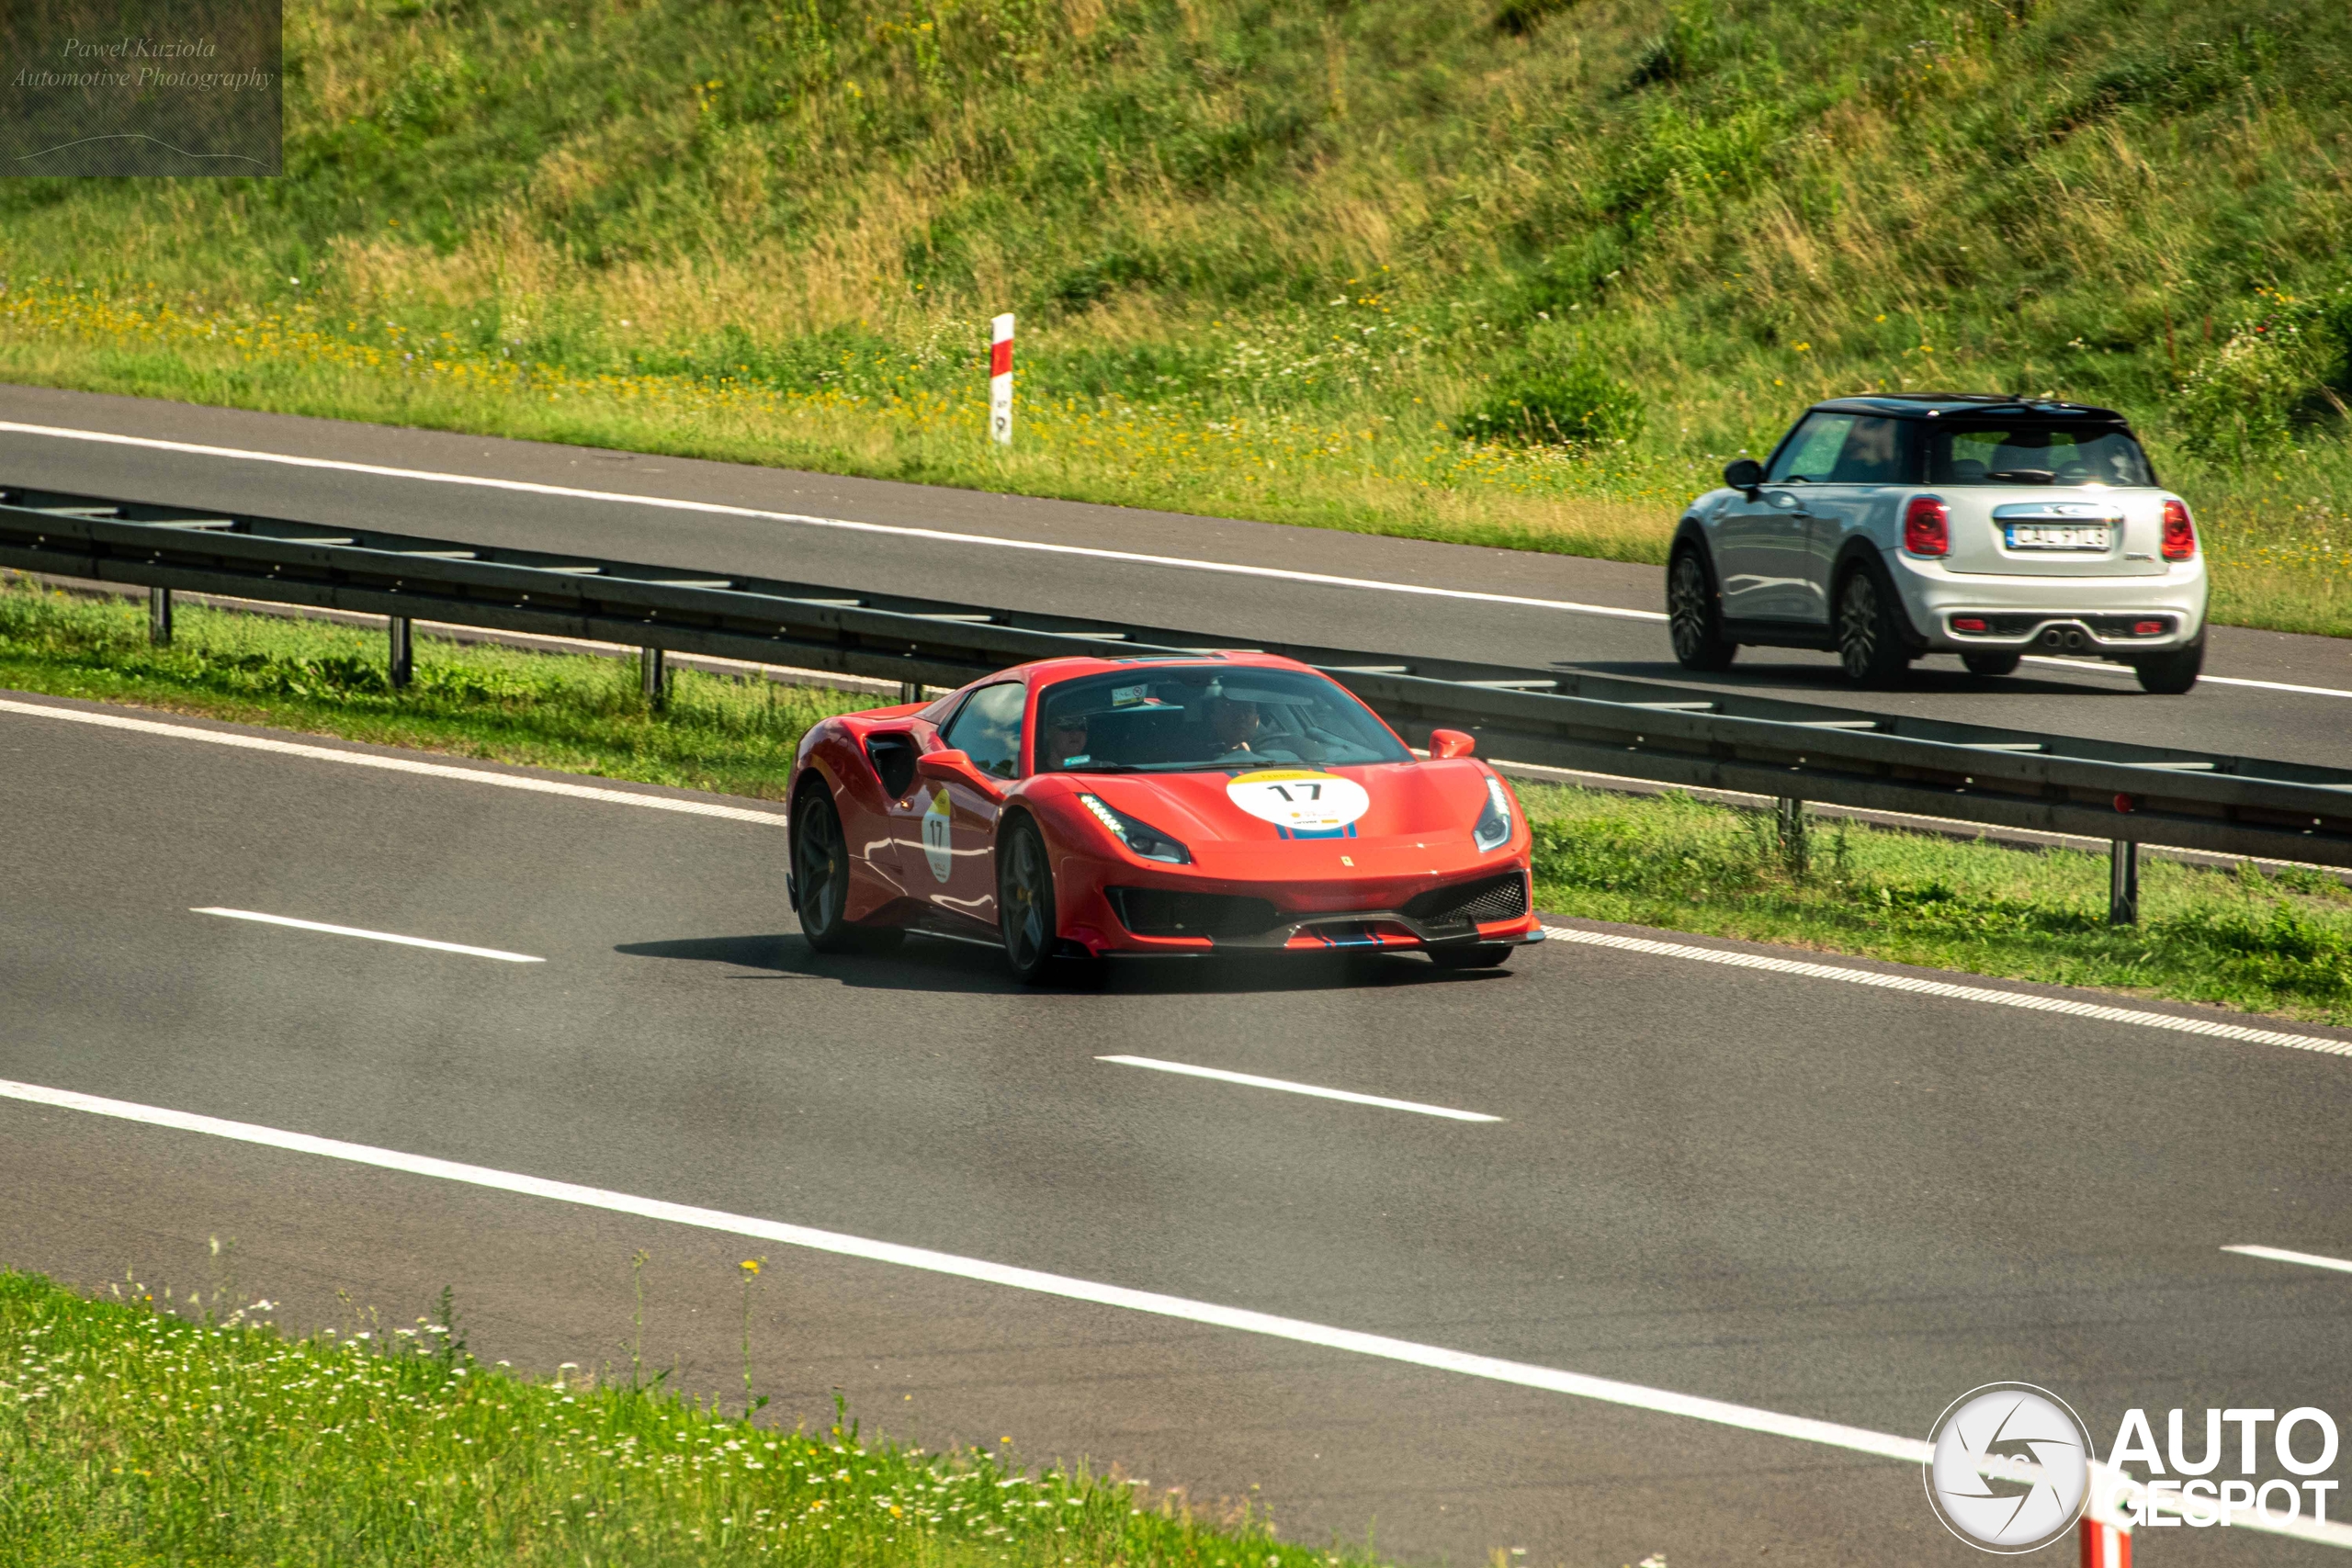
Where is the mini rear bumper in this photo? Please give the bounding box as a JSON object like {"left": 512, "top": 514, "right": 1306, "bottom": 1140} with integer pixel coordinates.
{"left": 1887, "top": 553, "right": 2209, "bottom": 655}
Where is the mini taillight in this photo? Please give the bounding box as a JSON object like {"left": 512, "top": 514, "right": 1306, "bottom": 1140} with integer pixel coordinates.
{"left": 2132, "top": 619, "right": 2165, "bottom": 636}
{"left": 1904, "top": 497, "right": 1951, "bottom": 557}
{"left": 2161, "top": 500, "right": 2197, "bottom": 561}
{"left": 1951, "top": 615, "right": 1988, "bottom": 633}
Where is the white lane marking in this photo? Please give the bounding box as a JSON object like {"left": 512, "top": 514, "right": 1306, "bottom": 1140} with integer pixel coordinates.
{"left": 2224, "top": 1244, "right": 2352, "bottom": 1276}
{"left": 1542, "top": 926, "right": 2352, "bottom": 1058}
{"left": 0, "top": 420, "right": 1667, "bottom": 624}
{"left": 2022, "top": 654, "right": 2352, "bottom": 699}
{"left": 1096, "top": 1055, "right": 1499, "bottom": 1122}
{"left": 193, "top": 907, "right": 542, "bottom": 963}
{"left": 0, "top": 697, "right": 788, "bottom": 826}
{"left": 0, "top": 1077, "right": 2343, "bottom": 1549}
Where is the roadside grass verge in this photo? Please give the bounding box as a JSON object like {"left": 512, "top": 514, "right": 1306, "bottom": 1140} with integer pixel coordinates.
{"left": 0, "top": 576, "right": 866, "bottom": 801}
{"left": 1525, "top": 784, "right": 2352, "bottom": 1027}
{"left": 0, "top": 1269, "right": 1326, "bottom": 1568}
{"left": 6, "top": 576, "right": 2348, "bottom": 1023}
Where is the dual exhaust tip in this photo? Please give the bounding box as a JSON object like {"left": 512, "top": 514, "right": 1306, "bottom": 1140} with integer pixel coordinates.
{"left": 2038, "top": 626, "right": 2091, "bottom": 652}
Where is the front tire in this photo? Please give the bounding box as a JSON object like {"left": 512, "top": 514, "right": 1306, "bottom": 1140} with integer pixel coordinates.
{"left": 1835, "top": 568, "right": 1912, "bottom": 687}
{"left": 1668, "top": 548, "right": 1738, "bottom": 672}
{"left": 1962, "top": 651, "right": 2021, "bottom": 677}
{"left": 997, "top": 814, "right": 1061, "bottom": 985}
{"left": 2132, "top": 636, "right": 2204, "bottom": 694}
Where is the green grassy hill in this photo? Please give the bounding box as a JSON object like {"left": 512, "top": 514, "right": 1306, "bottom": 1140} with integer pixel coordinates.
{"left": 6, "top": 0, "right": 2351, "bottom": 628}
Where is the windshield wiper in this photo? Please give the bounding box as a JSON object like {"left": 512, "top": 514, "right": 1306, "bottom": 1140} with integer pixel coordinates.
{"left": 1988, "top": 468, "right": 2056, "bottom": 484}
{"left": 1054, "top": 761, "right": 1142, "bottom": 773}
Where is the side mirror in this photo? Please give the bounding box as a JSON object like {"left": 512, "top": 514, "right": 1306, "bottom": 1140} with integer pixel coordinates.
{"left": 1427, "top": 728, "right": 1477, "bottom": 760}
{"left": 916, "top": 748, "right": 1004, "bottom": 798}
{"left": 1724, "top": 457, "right": 1765, "bottom": 496}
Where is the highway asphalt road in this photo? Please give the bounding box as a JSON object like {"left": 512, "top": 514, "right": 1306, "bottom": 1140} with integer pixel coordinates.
{"left": 4, "top": 384, "right": 2352, "bottom": 770}
{"left": 4, "top": 689, "right": 2350, "bottom": 1564}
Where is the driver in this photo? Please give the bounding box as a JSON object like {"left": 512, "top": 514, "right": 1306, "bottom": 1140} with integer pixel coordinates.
{"left": 1041, "top": 709, "right": 1091, "bottom": 770}
{"left": 1208, "top": 696, "right": 1264, "bottom": 753}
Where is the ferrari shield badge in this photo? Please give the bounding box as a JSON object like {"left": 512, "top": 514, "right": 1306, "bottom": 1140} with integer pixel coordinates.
{"left": 922, "top": 788, "right": 955, "bottom": 882}
{"left": 1227, "top": 770, "right": 1371, "bottom": 840}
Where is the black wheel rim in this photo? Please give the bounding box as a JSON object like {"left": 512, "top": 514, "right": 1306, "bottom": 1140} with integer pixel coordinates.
{"left": 796, "top": 797, "right": 844, "bottom": 932}
{"left": 1668, "top": 555, "right": 1712, "bottom": 661}
{"left": 1838, "top": 576, "right": 1879, "bottom": 679}
{"left": 1003, "top": 826, "right": 1050, "bottom": 968}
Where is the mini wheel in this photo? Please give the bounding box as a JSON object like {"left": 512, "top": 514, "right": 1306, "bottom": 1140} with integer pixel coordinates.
{"left": 1962, "top": 651, "right": 2021, "bottom": 677}
{"left": 1668, "top": 548, "right": 1738, "bottom": 672}
{"left": 1836, "top": 568, "right": 1912, "bottom": 687}
{"left": 2132, "top": 637, "right": 2204, "bottom": 694}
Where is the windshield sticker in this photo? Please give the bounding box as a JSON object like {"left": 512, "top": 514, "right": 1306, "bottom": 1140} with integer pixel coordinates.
{"left": 922, "top": 788, "right": 955, "bottom": 882}
{"left": 1111, "top": 682, "right": 1148, "bottom": 706}
{"left": 1227, "top": 770, "right": 1371, "bottom": 839}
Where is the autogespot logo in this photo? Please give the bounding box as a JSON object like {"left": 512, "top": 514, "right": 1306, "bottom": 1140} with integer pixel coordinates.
{"left": 1925, "top": 1383, "right": 2094, "bottom": 1552}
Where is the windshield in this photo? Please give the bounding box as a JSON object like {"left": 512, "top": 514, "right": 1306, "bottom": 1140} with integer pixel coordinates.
{"left": 1035, "top": 666, "right": 1412, "bottom": 773}
{"left": 1925, "top": 423, "right": 2154, "bottom": 486}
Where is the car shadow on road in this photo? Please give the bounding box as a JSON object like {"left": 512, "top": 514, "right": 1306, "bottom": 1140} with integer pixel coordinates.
{"left": 615, "top": 934, "right": 1517, "bottom": 996}
{"left": 1562, "top": 657, "right": 2140, "bottom": 699}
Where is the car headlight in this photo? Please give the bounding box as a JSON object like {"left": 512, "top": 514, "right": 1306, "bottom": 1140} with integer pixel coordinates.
{"left": 1078, "top": 794, "right": 1193, "bottom": 864}
{"left": 1472, "top": 775, "right": 1513, "bottom": 852}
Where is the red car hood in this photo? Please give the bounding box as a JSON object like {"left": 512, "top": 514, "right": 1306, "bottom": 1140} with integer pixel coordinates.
{"left": 1080, "top": 760, "right": 1493, "bottom": 850}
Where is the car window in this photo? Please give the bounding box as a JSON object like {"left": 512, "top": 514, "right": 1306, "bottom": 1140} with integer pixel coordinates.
{"left": 1927, "top": 424, "right": 2154, "bottom": 486}
{"left": 1766, "top": 413, "right": 1857, "bottom": 483}
{"left": 1035, "top": 666, "right": 1412, "bottom": 773}
{"left": 940, "top": 682, "right": 1026, "bottom": 779}
{"left": 1828, "top": 417, "right": 1905, "bottom": 483}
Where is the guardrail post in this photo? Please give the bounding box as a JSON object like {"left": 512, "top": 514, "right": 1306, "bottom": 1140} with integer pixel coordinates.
{"left": 640, "top": 646, "right": 666, "bottom": 711}
{"left": 147, "top": 586, "right": 172, "bottom": 647}
{"left": 387, "top": 615, "right": 413, "bottom": 689}
{"left": 2109, "top": 839, "right": 2139, "bottom": 926}
{"left": 1776, "top": 796, "right": 1808, "bottom": 877}
{"left": 899, "top": 682, "right": 927, "bottom": 705}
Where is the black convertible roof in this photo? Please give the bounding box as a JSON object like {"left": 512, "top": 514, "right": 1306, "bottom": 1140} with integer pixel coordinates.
{"left": 1808, "top": 393, "right": 2131, "bottom": 423}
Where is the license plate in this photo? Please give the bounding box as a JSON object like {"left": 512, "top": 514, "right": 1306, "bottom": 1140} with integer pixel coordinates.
{"left": 2005, "top": 524, "right": 2109, "bottom": 551}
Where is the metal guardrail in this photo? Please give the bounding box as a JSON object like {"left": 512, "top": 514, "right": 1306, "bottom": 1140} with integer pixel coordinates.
{"left": 6, "top": 482, "right": 2351, "bottom": 911}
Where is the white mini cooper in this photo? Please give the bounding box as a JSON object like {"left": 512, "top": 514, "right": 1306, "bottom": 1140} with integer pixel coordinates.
{"left": 1667, "top": 394, "right": 2210, "bottom": 693}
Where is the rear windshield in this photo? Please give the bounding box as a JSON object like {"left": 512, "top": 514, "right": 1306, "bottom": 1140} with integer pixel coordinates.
{"left": 1925, "top": 423, "right": 2154, "bottom": 486}
{"left": 1035, "top": 667, "right": 1410, "bottom": 773}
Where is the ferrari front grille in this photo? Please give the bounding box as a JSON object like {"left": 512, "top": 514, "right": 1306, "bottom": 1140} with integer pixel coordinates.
{"left": 1106, "top": 886, "right": 1283, "bottom": 940}
{"left": 1401, "top": 871, "right": 1529, "bottom": 928}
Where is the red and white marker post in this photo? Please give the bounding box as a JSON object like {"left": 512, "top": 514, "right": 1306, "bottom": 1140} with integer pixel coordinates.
{"left": 2080, "top": 1464, "right": 2134, "bottom": 1568}
{"left": 989, "top": 313, "right": 1014, "bottom": 446}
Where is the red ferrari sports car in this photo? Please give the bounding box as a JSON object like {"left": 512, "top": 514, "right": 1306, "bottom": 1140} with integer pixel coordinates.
{"left": 784, "top": 651, "right": 1543, "bottom": 982}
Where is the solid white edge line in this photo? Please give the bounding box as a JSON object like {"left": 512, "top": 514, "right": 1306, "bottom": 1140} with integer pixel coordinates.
{"left": 1541, "top": 926, "right": 2352, "bottom": 1059}
{"left": 2223, "top": 1244, "right": 2352, "bottom": 1276}
{"left": 1, "top": 1077, "right": 2343, "bottom": 1547}
{"left": 1095, "top": 1055, "right": 1500, "bottom": 1122}
{"left": 192, "top": 908, "right": 541, "bottom": 963}
{"left": 2022, "top": 654, "right": 2352, "bottom": 700}
{"left": 0, "top": 697, "right": 788, "bottom": 826}
{"left": 0, "top": 421, "right": 1668, "bottom": 623}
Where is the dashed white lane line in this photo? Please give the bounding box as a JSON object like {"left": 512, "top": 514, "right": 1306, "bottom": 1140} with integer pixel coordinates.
{"left": 0, "top": 697, "right": 788, "bottom": 826}
{"left": 1542, "top": 926, "right": 2352, "bottom": 1059}
{"left": 1096, "top": 1055, "right": 1499, "bottom": 1122}
{"left": 193, "top": 908, "right": 542, "bottom": 963}
{"left": 0, "top": 421, "right": 1665, "bottom": 623}
{"left": 1, "top": 1076, "right": 2342, "bottom": 1548}
{"left": 2224, "top": 1244, "right": 2352, "bottom": 1276}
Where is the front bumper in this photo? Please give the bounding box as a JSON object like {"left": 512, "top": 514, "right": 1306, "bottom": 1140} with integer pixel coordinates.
{"left": 1058, "top": 864, "right": 1544, "bottom": 956}
{"left": 1887, "top": 552, "right": 2209, "bottom": 656}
